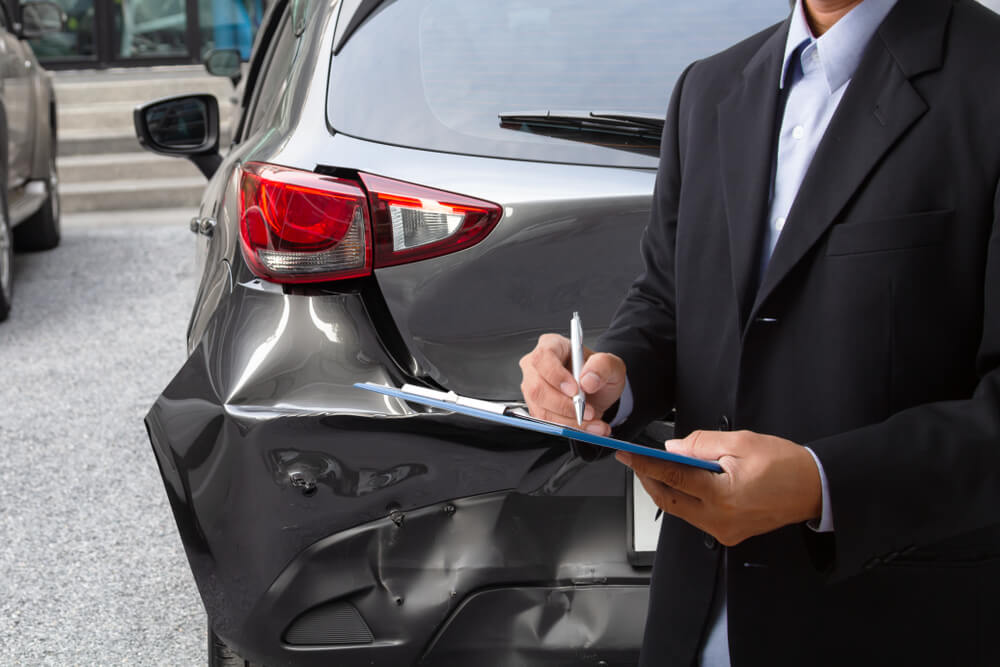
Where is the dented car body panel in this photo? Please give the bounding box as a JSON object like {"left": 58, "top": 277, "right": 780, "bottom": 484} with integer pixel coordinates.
{"left": 146, "top": 279, "right": 647, "bottom": 665}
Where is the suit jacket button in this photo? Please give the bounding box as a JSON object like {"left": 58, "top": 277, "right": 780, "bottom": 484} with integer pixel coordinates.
{"left": 703, "top": 532, "right": 718, "bottom": 550}
{"left": 719, "top": 415, "right": 730, "bottom": 431}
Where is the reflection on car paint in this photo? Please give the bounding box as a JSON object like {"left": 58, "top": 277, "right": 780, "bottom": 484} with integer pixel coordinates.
{"left": 270, "top": 448, "right": 428, "bottom": 498}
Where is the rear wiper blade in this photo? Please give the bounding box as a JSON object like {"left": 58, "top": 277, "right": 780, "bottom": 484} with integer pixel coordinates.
{"left": 589, "top": 111, "right": 665, "bottom": 130}
{"left": 498, "top": 110, "right": 663, "bottom": 156}
{"left": 499, "top": 110, "right": 664, "bottom": 132}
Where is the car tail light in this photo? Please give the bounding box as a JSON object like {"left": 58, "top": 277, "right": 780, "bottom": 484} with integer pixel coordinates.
{"left": 360, "top": 173, "right": 503, "bottom": 268}
{"left": 238, "top": 162, "right": 502, "bottom": 283}
{"left": 239, "top": 162, "right": 372, "bottom": 283}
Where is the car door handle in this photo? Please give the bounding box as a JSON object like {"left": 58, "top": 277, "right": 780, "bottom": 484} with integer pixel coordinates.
{"left": 190, "top": 216, "right": 216, "bottom": 237}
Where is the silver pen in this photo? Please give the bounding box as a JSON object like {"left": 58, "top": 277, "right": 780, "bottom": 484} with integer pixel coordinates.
{"left": 570, "top": 311, "right": 585, "bottom": 426}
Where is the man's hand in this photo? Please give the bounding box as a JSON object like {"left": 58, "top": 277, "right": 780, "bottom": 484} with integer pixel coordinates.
{"left": 519, "top": 333, "right": 626, "bottom": 435}
{"left": 617, "top": 430, "right": 822, "bottom": 546}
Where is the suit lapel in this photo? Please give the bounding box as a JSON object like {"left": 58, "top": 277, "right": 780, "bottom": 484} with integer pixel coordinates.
{"left": 748, "top": 0, "right": 951, "bottom": 325}
{"left": 718, "top": 24, "right": 789, "bottom": 329}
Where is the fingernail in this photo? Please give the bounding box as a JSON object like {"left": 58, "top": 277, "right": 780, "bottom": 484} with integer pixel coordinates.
{"left": 586, "top": 423, "right": 607, "bottom": 435}
{"left": 664, "top": 439, "right": 678, "bottom": 451}
{"left": 581, "top": 372, "right": 601, "bottom": 393}
{"left": 584, "top": 405, "right": 595, "bottom": 420}
{"left": 615, "top": 451, "right": 630, "bottom": 464}
{"left": 560, "top": 381, "right": 576, "bottom": 396}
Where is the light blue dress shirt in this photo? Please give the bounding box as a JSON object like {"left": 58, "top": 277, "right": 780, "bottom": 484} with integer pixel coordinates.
{"left": 610, "top": 0, "right": 898, "bottom": 664}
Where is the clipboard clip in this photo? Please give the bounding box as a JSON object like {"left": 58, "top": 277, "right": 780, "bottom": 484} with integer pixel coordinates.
{"left": 400, "top": 384, "right": 514, "bottom": 415}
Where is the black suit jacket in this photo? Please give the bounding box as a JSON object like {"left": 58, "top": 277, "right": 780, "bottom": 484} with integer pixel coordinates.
{"left": 597, "top": 1, "right": 1000, "bottom": 664}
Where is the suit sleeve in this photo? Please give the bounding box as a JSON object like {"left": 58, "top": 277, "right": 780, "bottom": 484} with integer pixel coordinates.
{"left": 808, "top": 177, "right": 1000, "bottom": 581}
{"left": 592, "top": 64, "right": 695, "bottom": 442}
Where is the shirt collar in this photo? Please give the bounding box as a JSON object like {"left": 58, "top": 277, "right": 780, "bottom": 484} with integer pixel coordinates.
{"left": 780, "top": 0, "right": 898, "bottom": 92}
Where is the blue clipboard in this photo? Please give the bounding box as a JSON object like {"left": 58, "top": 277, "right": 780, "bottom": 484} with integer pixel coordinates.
{"left": 354, "top": 382, "right": 723, "bottom": 473}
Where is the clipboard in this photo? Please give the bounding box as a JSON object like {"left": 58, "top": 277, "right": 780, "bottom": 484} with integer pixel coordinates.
{"left": 354, "top": 382, "right": 723, "bottom": 473}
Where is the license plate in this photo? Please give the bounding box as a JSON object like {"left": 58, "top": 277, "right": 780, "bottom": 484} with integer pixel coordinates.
{"left": 627, "top": 472, "right": 660, "bottom": 566}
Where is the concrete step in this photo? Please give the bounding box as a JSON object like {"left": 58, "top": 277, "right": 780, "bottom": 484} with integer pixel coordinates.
{"left": 61, "top": 177, "right": 206, "bottom": 213}
{"left": 58, "top": 126, "right": 233, "bottom": 157}
{"left": 59, "top": 101, "right": 149, "bottom": 133}
{"left": 58, "top": 152, "right": 205, "bottom": 184}
{"left": 53, "top": 68, "right": 236, "bottom": 106}
{"left": 59, "top": 129, "right": 144, "bottom": 156}
{"left": 63, "top": 207, "right": 199, "bottom": 229}
{"left": 56, "top": 77, "right": 236, "bottom": 106}
{"left": 58, "top": 99, "right": 239, "bottom": 133}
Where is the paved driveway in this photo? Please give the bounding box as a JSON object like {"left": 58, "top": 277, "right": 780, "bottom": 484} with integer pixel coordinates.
{"left": 0, "top": 211, "right": 203, "bottom": 665}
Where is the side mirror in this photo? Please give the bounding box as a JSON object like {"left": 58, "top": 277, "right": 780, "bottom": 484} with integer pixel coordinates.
{"left": 20, "top": 1, "right": 66, "bottom": 39}
{"left": 204, "top": 48, "right": 242, "bottom": 87}
{"left": 134, "top": 94, "right": 222, "bottom": 179}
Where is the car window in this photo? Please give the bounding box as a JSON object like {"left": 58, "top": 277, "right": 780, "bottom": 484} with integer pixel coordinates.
{"left": 232, "top": 0, "right": 287, "bottom": 143}
{"left": 0, "top": 3, "right": 9, "bottom": 30}
{"left": 327, "top": 0, "right": 787, "bottom": 168}
{"left": 244, "top": 10, "right": 298, "bottom": 138}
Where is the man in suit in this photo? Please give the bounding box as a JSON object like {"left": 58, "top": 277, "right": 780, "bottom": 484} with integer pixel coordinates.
{"left": 519, "top": 0, "right": 1000, "bottom": 664}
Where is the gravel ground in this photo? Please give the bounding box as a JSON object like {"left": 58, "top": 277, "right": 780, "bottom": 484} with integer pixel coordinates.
{"left": 0, "top": 215, "right": 204, "bottom": 665}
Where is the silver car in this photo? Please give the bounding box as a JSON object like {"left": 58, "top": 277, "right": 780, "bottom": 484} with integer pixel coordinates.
{"left": 135, "top": 0, "right": 784, "bottom": 664}
{"left": 0, "top": 0, "right": 62, "bottom": 322}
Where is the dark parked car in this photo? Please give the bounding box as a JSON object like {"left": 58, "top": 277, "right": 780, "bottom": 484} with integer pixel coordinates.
{"left": 135, "top": 1, "right": 784, "bottom": 664}
{"left": 0, "top": 0, "right": 63, "bottom": 321}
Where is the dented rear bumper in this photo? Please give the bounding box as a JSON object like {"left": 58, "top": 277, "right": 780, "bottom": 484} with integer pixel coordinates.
{"left": 145, "top": 284, "right": 649, "bottom": 666}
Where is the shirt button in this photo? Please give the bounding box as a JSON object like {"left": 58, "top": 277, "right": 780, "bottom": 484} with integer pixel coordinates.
{"left": 792, "top": 125, "right": 805, "bottom": 140}
{"left": 775, "top": 217, "right": 786, "bottom": 232}
{"left": 703, "top": 533, "right": 719, "bottom": 550}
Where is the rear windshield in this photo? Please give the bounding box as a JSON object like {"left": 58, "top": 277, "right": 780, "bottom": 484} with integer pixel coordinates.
{"left": 327, "top": 1, "right": 788, "bottom": 167}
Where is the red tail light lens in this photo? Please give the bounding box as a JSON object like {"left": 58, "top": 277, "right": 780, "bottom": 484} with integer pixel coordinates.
{"left": 360, "top": 173, "right": 503, "bottom": 268}
{"left": 237, "top": 163, "right": 502, "bottom": 283}
{"left": 238, "top": 162, "right": 372, "bottom": 283}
